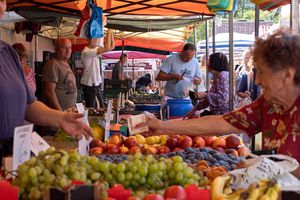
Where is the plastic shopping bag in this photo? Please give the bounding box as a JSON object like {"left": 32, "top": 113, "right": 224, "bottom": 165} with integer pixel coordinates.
{"left": 87, "top": 0, "right": 104, "bottom": 39}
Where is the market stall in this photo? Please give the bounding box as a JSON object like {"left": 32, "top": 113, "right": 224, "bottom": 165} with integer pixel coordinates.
{"left": 1, "top": 1, "right": 300, "bottom": 200}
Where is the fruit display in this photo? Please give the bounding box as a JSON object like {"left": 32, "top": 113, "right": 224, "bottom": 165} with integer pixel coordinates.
{"left": 211, "top": 175, "right": 280, "bottom": 200}
{"left": 159, "top": 147, "right": 243, "bottom": 170}
{"left": 12, "top": 146, "right": 207, "bottom": 200}
{"left": 90, "top": 133, "right": 250, "bottom": 158}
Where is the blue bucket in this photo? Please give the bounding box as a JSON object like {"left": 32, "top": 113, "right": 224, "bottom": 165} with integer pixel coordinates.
{"left": 167, "top": 99, "right": 193, "bottom": 118}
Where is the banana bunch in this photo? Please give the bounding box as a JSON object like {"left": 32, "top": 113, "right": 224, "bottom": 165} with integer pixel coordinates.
{"left": 211, "top": 175, "right": 280, "bottom": 200}
{"left": 243, "top": 179, "right": 280, "bottom": 200}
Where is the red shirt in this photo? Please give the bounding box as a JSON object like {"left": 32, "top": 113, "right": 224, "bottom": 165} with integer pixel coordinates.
{"left": 223, "top": 95, "right": 300, "bottom": 161}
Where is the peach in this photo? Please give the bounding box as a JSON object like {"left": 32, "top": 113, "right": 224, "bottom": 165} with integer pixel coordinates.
{"left": 124, "top": 137, "right": 137, "bottom": 148}
{"left": 89, "top": 147, "right": 103, "bottom": 155}
{"left": 164, "top": 185, "right": 186, "bottom": 200}
{"left": 179, "top": 135, "right": 193, "bottom": 149}
{"left": 193, "top": 136, "right": 205, "bottom": 148}
{"left": 226, "top": 135, "right": 241, "bottom": 149}
{"left": 158, "top": 146, "right": 171, "bottom": 154}
{"left": 211, "top": 137, "right": 227, "bottom": 149}
{"left": 119, "top": 145, "right": 129, "bottom": 154}
{"left": 225, "top": 148, "right": 239, "bottom": 157}
{"left": 108, "top": 133, "right": 124, "bottom": 146}
{"left": 129, "top": 146, "right": 141, "bottom": 154}
{"left": 106, "top": 144, "right": 119, "bottom": 154}
{"left": 237, "top": 147, "right": 251, "bottom": 156}
{"left": 202, "top": 136, "right": 217, "bottom": 146}
{"left": 173, "top": 148, "right": 183, "bottom": 152}
{"left": 144, "top": 146, "right": 158, "bottom": 154}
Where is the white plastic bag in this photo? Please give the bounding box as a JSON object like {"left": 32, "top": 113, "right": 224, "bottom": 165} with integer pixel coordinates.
{"left": 230, "top": 154, "right": 300, "bottom": 191}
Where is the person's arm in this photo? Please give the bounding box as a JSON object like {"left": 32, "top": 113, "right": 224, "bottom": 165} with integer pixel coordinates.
{"left": 155, "top": 70, "right": 183, "bottom": 81}
{"left": 25, "top": 101, "right": 93, "bottom": 139}
{"left": 43, "top": 81, "right": 62, "bottom": 110}
{"left": 96, "top": 29, "right": 115, "bottom": 54}
{"left": 292, "top": 167, "right": 300, "bottom": 179}
{"left": 147, "top": 115, "right": 241, "bottom": 136}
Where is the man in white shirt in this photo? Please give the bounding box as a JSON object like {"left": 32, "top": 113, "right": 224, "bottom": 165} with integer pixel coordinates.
{"left": 80, "top": 29, "right": 115, "bottom": 107}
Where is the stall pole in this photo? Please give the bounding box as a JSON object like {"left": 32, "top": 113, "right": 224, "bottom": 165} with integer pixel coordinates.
{"left": 205, "top": 20, "right": 210, "bottom": 90}
{"left": 251, "top": 5, "right": 260, "bottom": 152}
{"left": 212, "top": 19, "right": 216, "bottom": 53}
{"left": 194, "top": 24, "right": 197, "bottom": 58}
{"left": 229, "top": 12, "right": 234, "bottom": 111}
{"left": 290, "top": 0, "right": 299, "bottom": 34}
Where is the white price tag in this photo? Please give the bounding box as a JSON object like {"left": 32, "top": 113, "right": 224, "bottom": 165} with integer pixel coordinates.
{"left": 104, "top": 100, "right": 113, "bottom": 141}
{"left": 75, "top": 103, "right": 85, "bottom": 114}
{"left": 31, "top": 132, "right": 50, "bottom": 156}
{"left": 13, "top": 124, "right": 33, "bottom": 171}
{"left": 78, "top": 136, "right": 89, "bottom": 155}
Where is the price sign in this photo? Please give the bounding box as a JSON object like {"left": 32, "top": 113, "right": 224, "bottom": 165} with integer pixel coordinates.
{"left": 76, "top": 103, "right": 90, "bottom": 155}
{"left": 31, "top": 131, "right": 50, "bottom": 156}
{"left": 104, "top": 100, "right": 113, "bottom": 141}
{"left": 13, "top": 124, "right": 33, "bottom": 171}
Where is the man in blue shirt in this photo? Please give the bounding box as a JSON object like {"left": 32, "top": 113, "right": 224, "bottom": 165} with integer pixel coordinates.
{"left": 156, "top": 43, "right": 202, "bottom": 100}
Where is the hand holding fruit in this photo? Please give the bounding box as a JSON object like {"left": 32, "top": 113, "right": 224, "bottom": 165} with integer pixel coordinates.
{"left": 195, "top": 91, "right": 207, "bottom": 99}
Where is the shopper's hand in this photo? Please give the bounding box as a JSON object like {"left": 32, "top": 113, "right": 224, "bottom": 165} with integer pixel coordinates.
{"left": 58, "top": 112, "right": 93, "bottom": 140}
{"left": 193, "top": 77, "right": 201, "bottom": 85}
{"left": 184, "top": 109, "right": 196, "bottom": 120}
{"left": 146, "top": 116, "right": 165, "bottom": 135}
{"left": 195, "top": 92, "right": 207, "bottom": 99}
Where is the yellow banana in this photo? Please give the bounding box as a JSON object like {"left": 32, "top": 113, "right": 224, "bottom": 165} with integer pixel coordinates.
{"left": 224, "top": 188, "right": 245, "bottom": 200}
{"left": 211, "top": 175, "right": 232, "bottom": 200}
{"left": 259, "top": 183, "right": 280, "bottom": 200}
{"left": 247, "top": 184, "right": 268, "bottom": 200}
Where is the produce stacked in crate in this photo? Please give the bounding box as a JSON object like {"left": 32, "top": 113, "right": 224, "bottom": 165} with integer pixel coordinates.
{"left": 129, "top": 92, "right": 161, "bottom": 104}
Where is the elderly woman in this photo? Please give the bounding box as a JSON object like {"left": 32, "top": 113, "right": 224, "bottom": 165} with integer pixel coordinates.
{"left": 187, "top": 52, "right": 229, "bottom": 118}
{"left": 148, "top": 29, "right": 300, "bottom": 178}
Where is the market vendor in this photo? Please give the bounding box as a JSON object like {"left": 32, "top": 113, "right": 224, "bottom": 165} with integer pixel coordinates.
{"left": 135, "top": 73, "right": 153, "bottom": 91}
{"left": 147, "top": 29, "right": 300, "bottom": 179}
{"left": 155, "top": 43, "right": 202, "bottom": 104}
{"left": 0, "top": 0, "right": 92, "bottom": 163}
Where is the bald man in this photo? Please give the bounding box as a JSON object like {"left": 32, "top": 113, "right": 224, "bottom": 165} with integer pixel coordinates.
{"left": 42, "top": 37, "right": 77, "bottom": 111}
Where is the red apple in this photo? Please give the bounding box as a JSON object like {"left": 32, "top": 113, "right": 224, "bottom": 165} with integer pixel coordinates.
{"left": 193, "top": 136, "right": 205, "bottom": 148}
{"left": 106, "top": 144, "right": 119, "bottom": 154}
{"left": 179, "top": 135, "right": 193, "bottom": 149}
{"left": 215, "top": 147, "right": 225, "bottom": 153}
{"left": 226, "top": 135, "right": 241, "bottom": 149}
{"left": 166, "top": 137, "right": 179, "bottom": 150}
{"left": 119, "top": 145, "right": 129, "bottom": 154}
{"left": 164, "top": 185, "right": 186, "bottom": 200}
{"left": 129, "top": 146, "right": 141, "bottom": 154}
{"left": 124, "top": 137, "right": 137, "bottom": 148}
{"left": 212, "top": 138, "right": 227, "bottom": 149}
{"left": 225, "top": 148, "right": 239, "bottom": 157}
{"left": 143, "top": 194, "right": 164, "bottom": 200}
{"left": 89, "top": 147, "right": 103, "bottom": 155}
{"left": 237, "top": 147, "right": 250, "bottom": 156}
{"left": 108, "top": 134, "right": 124, "bottom": 146}
{"left": 202, "top": 136, "right": 217, "bottom": 146}
{"left": 158, "top": 146, "right": 171, "bottom": 154}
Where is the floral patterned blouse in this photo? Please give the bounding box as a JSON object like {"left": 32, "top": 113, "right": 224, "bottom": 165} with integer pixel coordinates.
{"left": 223, "top": 95, "right": 300, "bottom": 161}
{"left": 208, "top": 71, "right": 229, "bottom": 115}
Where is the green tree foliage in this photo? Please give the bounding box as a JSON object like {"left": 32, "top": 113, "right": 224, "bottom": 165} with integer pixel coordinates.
{"left": 187, "top": 0, "right": 280, "bottom": 43}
